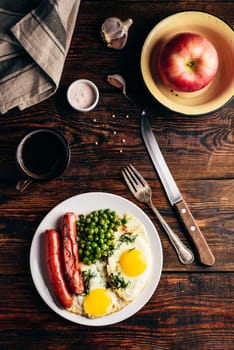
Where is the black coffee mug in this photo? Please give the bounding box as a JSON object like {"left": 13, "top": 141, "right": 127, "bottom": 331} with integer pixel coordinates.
{"left": 16, "top": 129, "right": 70, "bottom": 192}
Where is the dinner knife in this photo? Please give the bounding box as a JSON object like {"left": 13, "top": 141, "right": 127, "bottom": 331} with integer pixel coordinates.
{"left": 140, "top": 112, "right": 215, "bottom": 266}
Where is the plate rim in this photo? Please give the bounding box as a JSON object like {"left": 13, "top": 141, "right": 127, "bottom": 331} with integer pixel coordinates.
{"left": 140, "top": 10, "right": 234, "bottom": 116}
{"left": 30, "top": 191, "right": 163, "bottom": 326}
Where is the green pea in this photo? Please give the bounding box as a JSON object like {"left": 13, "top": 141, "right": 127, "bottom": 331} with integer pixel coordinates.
{"left": 106, "top": 232, "right": 111, "bottom": 239}
{"left": 76, "top": 208, "right": 121, "bottom": 264}
{"left": 102, "top": 224, "right": 108, "bottom": 231}
{"left": 99, "top": 219, "right": 105, "bottom": 226}
{"left": 122, "top": 215, "right": 128, "bottom": 224}
{"left": 91, "top": 242, "right": 97, "bottom": 248}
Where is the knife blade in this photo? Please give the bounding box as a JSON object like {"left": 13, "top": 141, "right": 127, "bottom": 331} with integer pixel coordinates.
{"left": 140, "top": 112, "right": 215, "bottom": 266}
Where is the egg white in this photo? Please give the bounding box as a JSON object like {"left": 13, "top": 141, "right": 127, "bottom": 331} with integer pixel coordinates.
{"left": 107, "top": 215, "right": 152, "bottom": 302}
{"left": 68, "top": 261, "right": 126, "bottom": 318}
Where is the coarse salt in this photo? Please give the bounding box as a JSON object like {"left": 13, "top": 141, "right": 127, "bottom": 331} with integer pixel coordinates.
{"left": 69, "top": 82, "right": 96, "bottom": 109}
{"left": 67, "top": 79, "right": 99, "bottom": 112}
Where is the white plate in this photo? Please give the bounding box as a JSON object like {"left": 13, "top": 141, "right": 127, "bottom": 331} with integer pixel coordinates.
{"left": 141, "top": 11, "right": 234, "bottom": 115}
{"left": 30, "top": 192, "right": 163, "bottom": 326}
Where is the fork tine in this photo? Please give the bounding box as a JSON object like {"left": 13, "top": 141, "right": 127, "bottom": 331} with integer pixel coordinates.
{"left": 128, "top": 164, "right": 147, "bottom": 186}
{"left": 122, "top": 163, "right": 147, "bottom": 192}
{"left": 123, "top": 165, "right": 139, "bottom": 188}
{"left": 122, "top": 168, "right": 137, "bottom": 196}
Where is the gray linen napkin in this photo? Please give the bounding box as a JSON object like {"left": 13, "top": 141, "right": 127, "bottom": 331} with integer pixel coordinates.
{"left": 0, "top": 0, "right": 81, "bottom": 114}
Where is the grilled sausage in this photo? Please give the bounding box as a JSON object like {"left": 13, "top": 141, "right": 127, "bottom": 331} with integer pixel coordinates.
{"left": 44, "top": 229, "right": 73, "bottom": 308}
{"left": 61, "top": 212, "right": 84, "bottom": 294}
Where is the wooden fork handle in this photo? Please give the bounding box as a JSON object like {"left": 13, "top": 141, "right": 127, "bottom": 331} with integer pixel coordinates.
{"left": 174, "top": 199, "right": 215, "bottom": 266}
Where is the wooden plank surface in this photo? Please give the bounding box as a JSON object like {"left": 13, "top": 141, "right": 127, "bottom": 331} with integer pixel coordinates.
{"left": 0, "top": 1, "right": 233, "bottom": 349}
{"left": 1, "top": 274, "right": 233, "bottom": 350}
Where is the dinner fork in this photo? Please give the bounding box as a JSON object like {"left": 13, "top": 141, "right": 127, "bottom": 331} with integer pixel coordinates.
{"left": 122, "top": 164, "right": 194, "bottom": 265}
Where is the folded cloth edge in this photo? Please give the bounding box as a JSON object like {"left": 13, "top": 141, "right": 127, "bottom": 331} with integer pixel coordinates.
{"left": 0, "top": 0, "right": 81, "bottom": 114}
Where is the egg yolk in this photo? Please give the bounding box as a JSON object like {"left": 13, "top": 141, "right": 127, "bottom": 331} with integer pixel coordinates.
{"left": 84, "top": 288, "right": 112, "bottom": 318}
{"left": 120, "top": 248, "right": 147, "bottom": 277}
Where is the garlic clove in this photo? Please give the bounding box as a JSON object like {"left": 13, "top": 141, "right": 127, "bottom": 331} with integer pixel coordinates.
{"left": 101, "top": 17, "right": 133, "bottom": 50}
{"left": 107, "top": 74, "right": 131, "bottom": 100}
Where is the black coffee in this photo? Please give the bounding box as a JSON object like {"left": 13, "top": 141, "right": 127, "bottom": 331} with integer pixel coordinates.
{"left": 18, "top": 130, "right": 70, "bottom": 180}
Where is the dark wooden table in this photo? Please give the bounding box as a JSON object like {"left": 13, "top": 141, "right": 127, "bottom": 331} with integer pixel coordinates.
{"left": 0, "top": 1, "right": 233, "bottom": 349}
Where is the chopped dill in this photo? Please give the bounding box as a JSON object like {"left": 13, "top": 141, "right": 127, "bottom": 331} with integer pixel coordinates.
{"left": 107, "top": 272, "right": 130, "bottom": 290}
{"left": 82, "top": 270, "right": 96, "bottom": 294}
{"left": 114, "top": 233, "right": 137, "bottom": 251}
{"left": 119, "top": 233, "right": 137, "bottom": 244}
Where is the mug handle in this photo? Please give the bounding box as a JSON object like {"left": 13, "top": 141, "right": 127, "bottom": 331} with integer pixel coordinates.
{"left": 16, "top": 179, "right": 32, "bottom": 192}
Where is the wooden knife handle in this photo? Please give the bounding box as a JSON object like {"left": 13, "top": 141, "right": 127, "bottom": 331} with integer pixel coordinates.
{"left": 174, "top": 199, "right": 215, "bottom": 266}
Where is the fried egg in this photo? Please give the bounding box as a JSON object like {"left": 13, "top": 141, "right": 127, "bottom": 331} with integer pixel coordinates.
{"left": 68, "top": 261, "right": 125, "bottom": 318}
{"left": 107, "top": 214, "right": 152, "bottom": 302}
{"left": 68, "top": 213, "right": 152, "bottom": 318}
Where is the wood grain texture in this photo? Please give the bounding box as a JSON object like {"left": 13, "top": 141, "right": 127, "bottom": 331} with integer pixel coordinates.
{"left": 175, "top": 199, "right": 216, "bottom": 266}
{"left": 0, "top": 274, "right": 233, "bottom": 350}
{"left": 0, "top": 1, "right": 233, "bottom": 349}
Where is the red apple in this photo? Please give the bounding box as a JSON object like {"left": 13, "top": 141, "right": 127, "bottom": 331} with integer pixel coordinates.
{"left": 157, "top": 32, "right": 219, "bottom": 92}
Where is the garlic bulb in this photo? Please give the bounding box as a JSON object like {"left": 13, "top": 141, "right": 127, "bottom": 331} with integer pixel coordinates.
{"left": 101, "top": 17, "right": 133, "bottom": 50}
{"left": 107, "top": 74, "right": 131, "bottom": 100}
